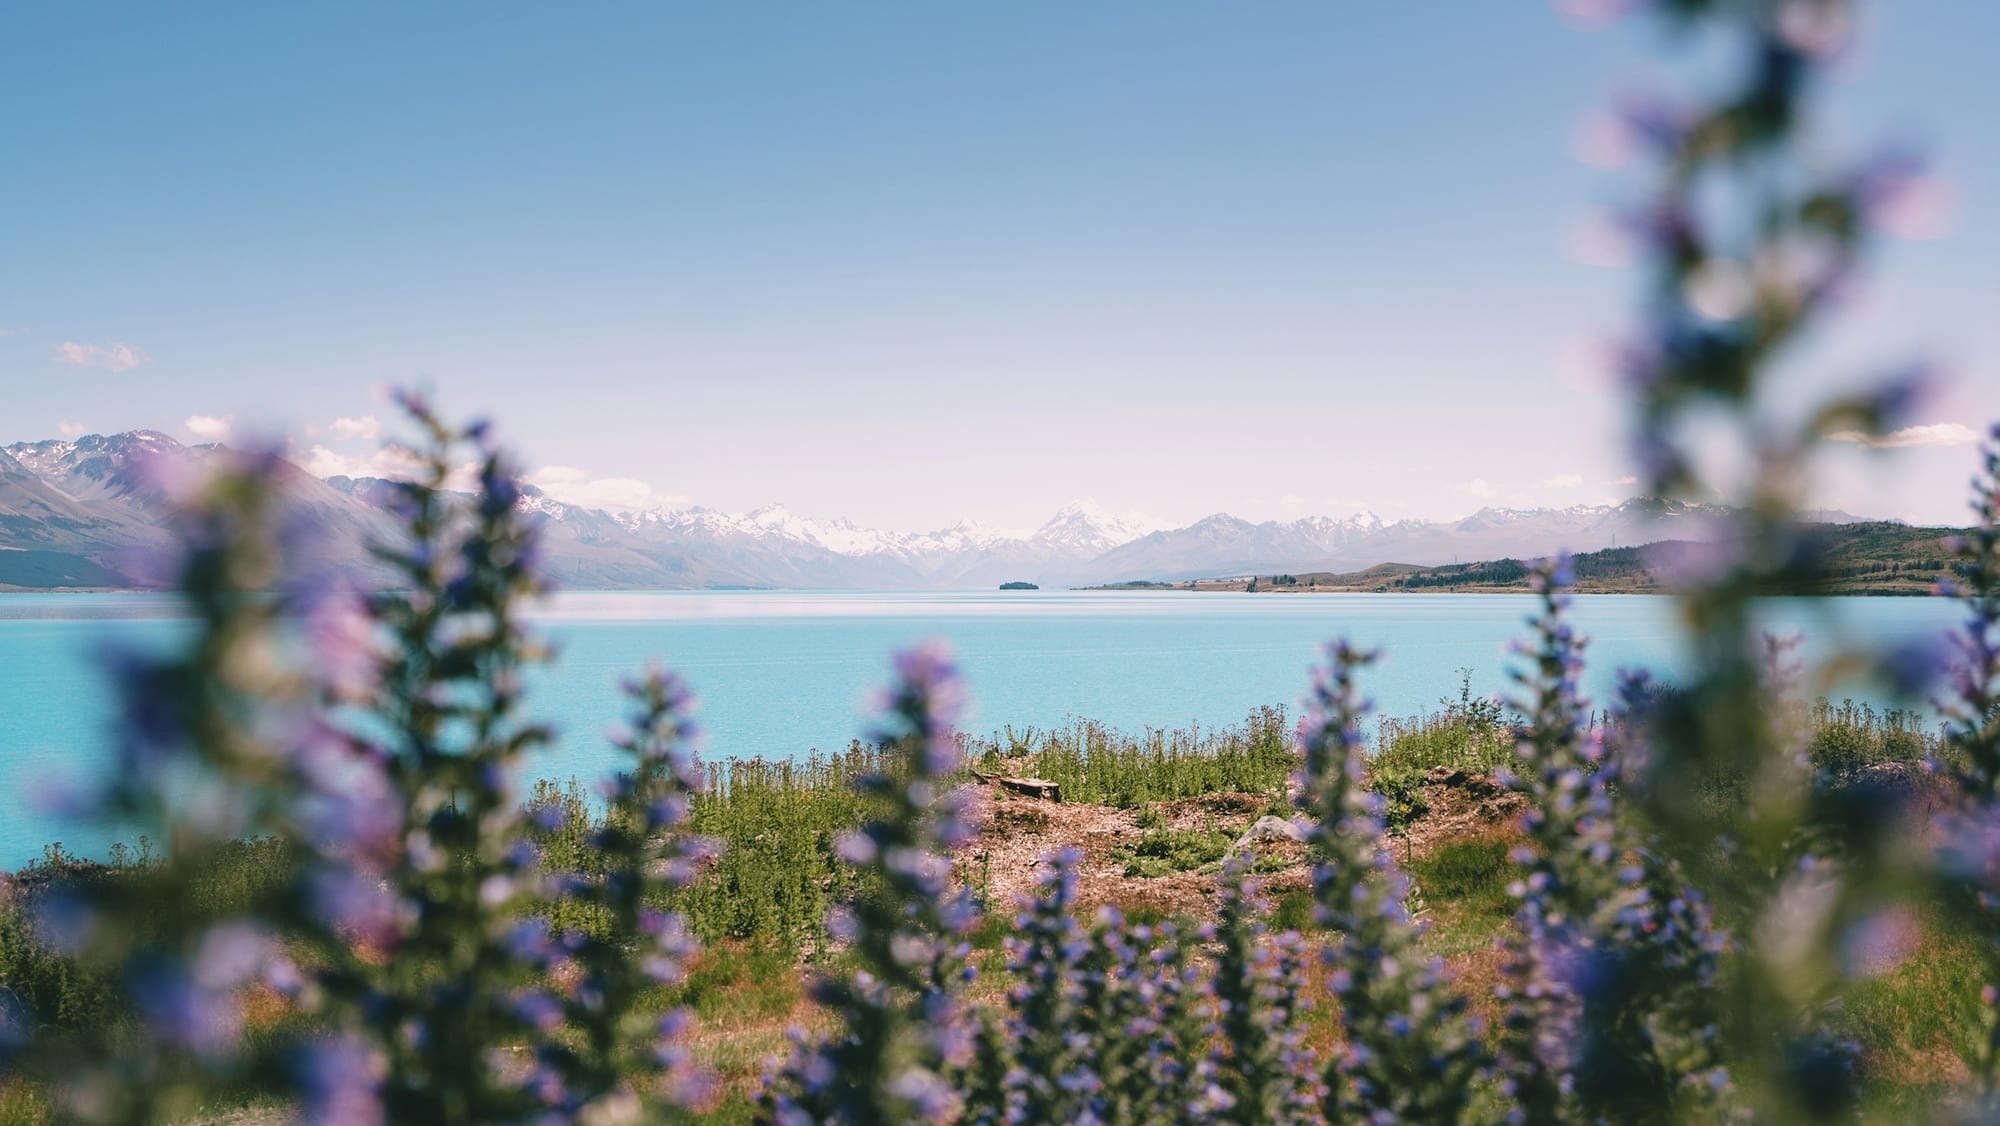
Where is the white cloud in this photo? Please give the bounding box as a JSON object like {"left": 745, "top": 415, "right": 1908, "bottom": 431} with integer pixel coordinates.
{"left": 297, "top": 442, "right": 427, "bottom": 482}
{"left": 56, "top": 420, "right": 87, "bottom": 438}
{"left": 1612, "top": 475, "right": 1639, "bottom": 486}
{"left": 1829, "top": 423, "right": 1982, "bottom": 450}
{"left": 329, "top": 415, "right": 382, "bottom": 440}
{"left": 0, "top": 326, "right": 24, "bottom": 337}
{"left": 528, "top": 465, "right": 686, "bottom": 511}
{"left": 52, "top": 341, "right": 150, "bottom": 372}
{"left": 1457, "top": 478, "right": 1499, "bottom": 500}
{"left": 1541, "top": 473, "right": 1585, "bottom": 489}
{"left": 184, "top": 414, "right": 233, "bottom": 442}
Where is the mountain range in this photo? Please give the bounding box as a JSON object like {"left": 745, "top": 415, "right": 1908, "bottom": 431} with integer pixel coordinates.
{"left": 0, "top": 430, "right": 1875, "bottom": 591}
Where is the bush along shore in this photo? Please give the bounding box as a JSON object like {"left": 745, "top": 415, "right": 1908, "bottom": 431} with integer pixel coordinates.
{"left": 10, "top": 4, "right": 2000, "bottom": 1121}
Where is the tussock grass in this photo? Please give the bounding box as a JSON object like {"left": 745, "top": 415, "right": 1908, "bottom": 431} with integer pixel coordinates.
{"left": 1409, "top": 834, "right": 1519, "bottom": 954}
{"left": 1000, "top": 706, "right": 1297, "bottom": 809}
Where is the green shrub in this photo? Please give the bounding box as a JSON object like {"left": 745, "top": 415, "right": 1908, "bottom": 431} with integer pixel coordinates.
{"left": 1117, "top": 828, "right": 1235, "bottom": 878}
{"left": 1268, "top": 888, "right": 1319, "bottom": 934}
{"left": 1017, "top": 706, "right": 1296, "bottom": 808}
{"left": 1408, "top": 835, "right": 1515, "bottom": 924}
{"left": 0, "top": 836, "right": 297, "bottom": 1040}
{"left": 0, "top": 904, "right": 118, "bottom": 1034}
{"left": 1806, "top": 699, "right": 1943, "bottom": 776}
{"left": 1369, "top": 713, "right": 1518, "bottom": 787}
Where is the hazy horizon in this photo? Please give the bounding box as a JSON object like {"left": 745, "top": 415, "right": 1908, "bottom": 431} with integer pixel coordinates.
{"left": 6, "top": 3, "right": 1997, "bottom": 530}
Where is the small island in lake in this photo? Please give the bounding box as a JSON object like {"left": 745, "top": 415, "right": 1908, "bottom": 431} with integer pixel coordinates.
{"left": 999, "top": 581, "right": 1039, "bottom": 590}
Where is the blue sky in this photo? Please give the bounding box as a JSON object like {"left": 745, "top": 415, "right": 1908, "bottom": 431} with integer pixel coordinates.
{"left": 3, "top": 2, "right": 1995, "bottom": 529}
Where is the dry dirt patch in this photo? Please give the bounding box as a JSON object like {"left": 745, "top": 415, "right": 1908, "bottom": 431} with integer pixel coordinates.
{"left": 1401, "top": 768, "right": 1529, "bottom": 861}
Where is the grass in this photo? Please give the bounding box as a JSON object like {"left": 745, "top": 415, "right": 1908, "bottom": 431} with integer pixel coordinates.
{"left": 0, "top": 1079, "right": 50, "bottom": 1126}
{"left": 999, "top": 706, "right": 1297, "bottom": 809}
{"left": 1805, "top": 698, "right": 1943, "bottom": 776}
{"left": 667, "top": 942, "right": 808, "bottom": 1025}
{"left": 1269, "top": 888, "right": 1318, "bottom": 934}
{"left": 525, "top": 706, "right": 1301, "bottom": 948}
{"left": 1409, "top": 835, "right": 1515, "bottom": 913}
{"left": 1369, "top": 713, "right": 1519, "bottom": 782}
{"left": 0, "top": 693, "right": 1968, "bottom": 1120}
{"left": 514, "top": 692, "right": 1945, "bottom": 950}
{"left": 1116, "top": 827, "right": 1236, "bottom": 878}
{"left": 1408, "top": 834, "right": 1518, "bottom": 954}
{"left": 1365, "top": 674, "right": 1517, "bottom": 837}
{"left": 1834, "top": 897, "right": 1989, "bottom": 1095}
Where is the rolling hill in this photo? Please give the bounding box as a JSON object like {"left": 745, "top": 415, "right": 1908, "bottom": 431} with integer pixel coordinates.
{"left": 1110, "top": 523, "right": 1960, "bottom": 597}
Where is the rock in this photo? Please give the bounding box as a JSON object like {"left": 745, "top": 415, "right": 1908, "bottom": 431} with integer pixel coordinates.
{"left": 969, "top": 767, "right": 1062, "bottom": 802}
{"left": 1233, "top": 815, "right": 1312, "bottom": 850}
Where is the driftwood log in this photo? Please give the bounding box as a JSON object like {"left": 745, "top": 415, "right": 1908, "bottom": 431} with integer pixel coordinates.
{"left": 969, "top": 767, "right": 1062, "bottom": 802}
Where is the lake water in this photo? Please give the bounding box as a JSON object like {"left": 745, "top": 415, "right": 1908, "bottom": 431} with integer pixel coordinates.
{"left": 0, "top": 590, "right": 1961, "bottom": 868}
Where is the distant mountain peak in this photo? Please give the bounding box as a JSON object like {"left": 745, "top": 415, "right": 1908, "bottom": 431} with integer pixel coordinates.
{"left": 1048, "top": 497, "right": 1114, "bottom": 520}
{"left": 0, "top": 426, "right": 1895, "bottom": 591}
{"left": 1031, "top": 500, "right": 1157, "bottom": 554}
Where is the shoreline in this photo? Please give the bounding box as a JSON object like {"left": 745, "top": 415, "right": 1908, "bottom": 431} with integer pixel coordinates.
{"left": 1075, "top": 582, "right": 1937, "bottom": 598}
{"left": 0, "top": 584, "right": 1942, "bottom": 598}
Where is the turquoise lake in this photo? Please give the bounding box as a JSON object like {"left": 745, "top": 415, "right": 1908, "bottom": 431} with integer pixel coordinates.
{"left": 0, "top": 590, "right": 1961, "bottom": 868}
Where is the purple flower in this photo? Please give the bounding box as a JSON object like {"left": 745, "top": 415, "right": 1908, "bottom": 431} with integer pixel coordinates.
{"left": 310, "top": 868, "right": 403, "bottom": 948}
{"left": 31, "top": 892, "right": 97, "bottom": 956}
{"left": 193, "top": 921, "right": 274, "bottom": 989}
{"left": 1841, "top": 907, "right": 1921, "bottom": 979}
{"left": 127, "top": 956, "right": 242, "bottom": 1057}
{"left": 306, "top": 589, "right": 382, "bottom": 704}
{"left": 514, "top": 991, "right": 563, "bottom": 1032}
{"left": 888, "top": 1067, "right": 957, "bottom": 1118}
{"left": 505, "top": 918, "right": 554, "bottom": 965}
{"left": 833, "top": 830, "right": 878, "bottom": 865}
{"left": 1644, "top": 537, "right": 1744, "bottom": 589}
{"left": 1881, "top": 635, "right": 1950, "bottom": 701}
{"left": 297, "top": 1034, "right": 385, "bottom": 1126}
{"left": 648, "top": 793, "right": 690, "bottom": 830}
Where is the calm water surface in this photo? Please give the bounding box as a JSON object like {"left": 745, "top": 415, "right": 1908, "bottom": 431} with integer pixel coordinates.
{"left": 0, "top": 590, "right": 1959, "bottom": 867}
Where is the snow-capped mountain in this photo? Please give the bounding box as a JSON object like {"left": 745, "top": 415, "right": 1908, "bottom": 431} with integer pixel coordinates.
{"left": 511, "top": 494, "right": 1156, "bottom": 589}
{"left": 1029, "top": 500, "right": 1162, "bottom": 555}
{"left": 3, "top": 432, "right": 393, "bottom": 588}
{"left": 1062, "top": 509, "right": 1406, "bottom": 585}
{"left": 0, "top": 429, "right": 1862, "bottom": 591}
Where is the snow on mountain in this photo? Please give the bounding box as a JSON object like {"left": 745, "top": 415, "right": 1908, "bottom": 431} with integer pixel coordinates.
{"left": 1029, "top": 499, "right": 1161, "bottom": 555}
{"left": 5, "top": 432, "right": 395, "bottom": 587}
{"left": 740, "top": 504, "right": 884, "bottom": 556}
{"left": 904, "top": 520, "right": 1013, "bottom": 556}
{"left": 0, "top": 429, "right": 1879, "bottom": 591}
{"left": 7, "top": 430, "right": 197, "bottom": 513}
